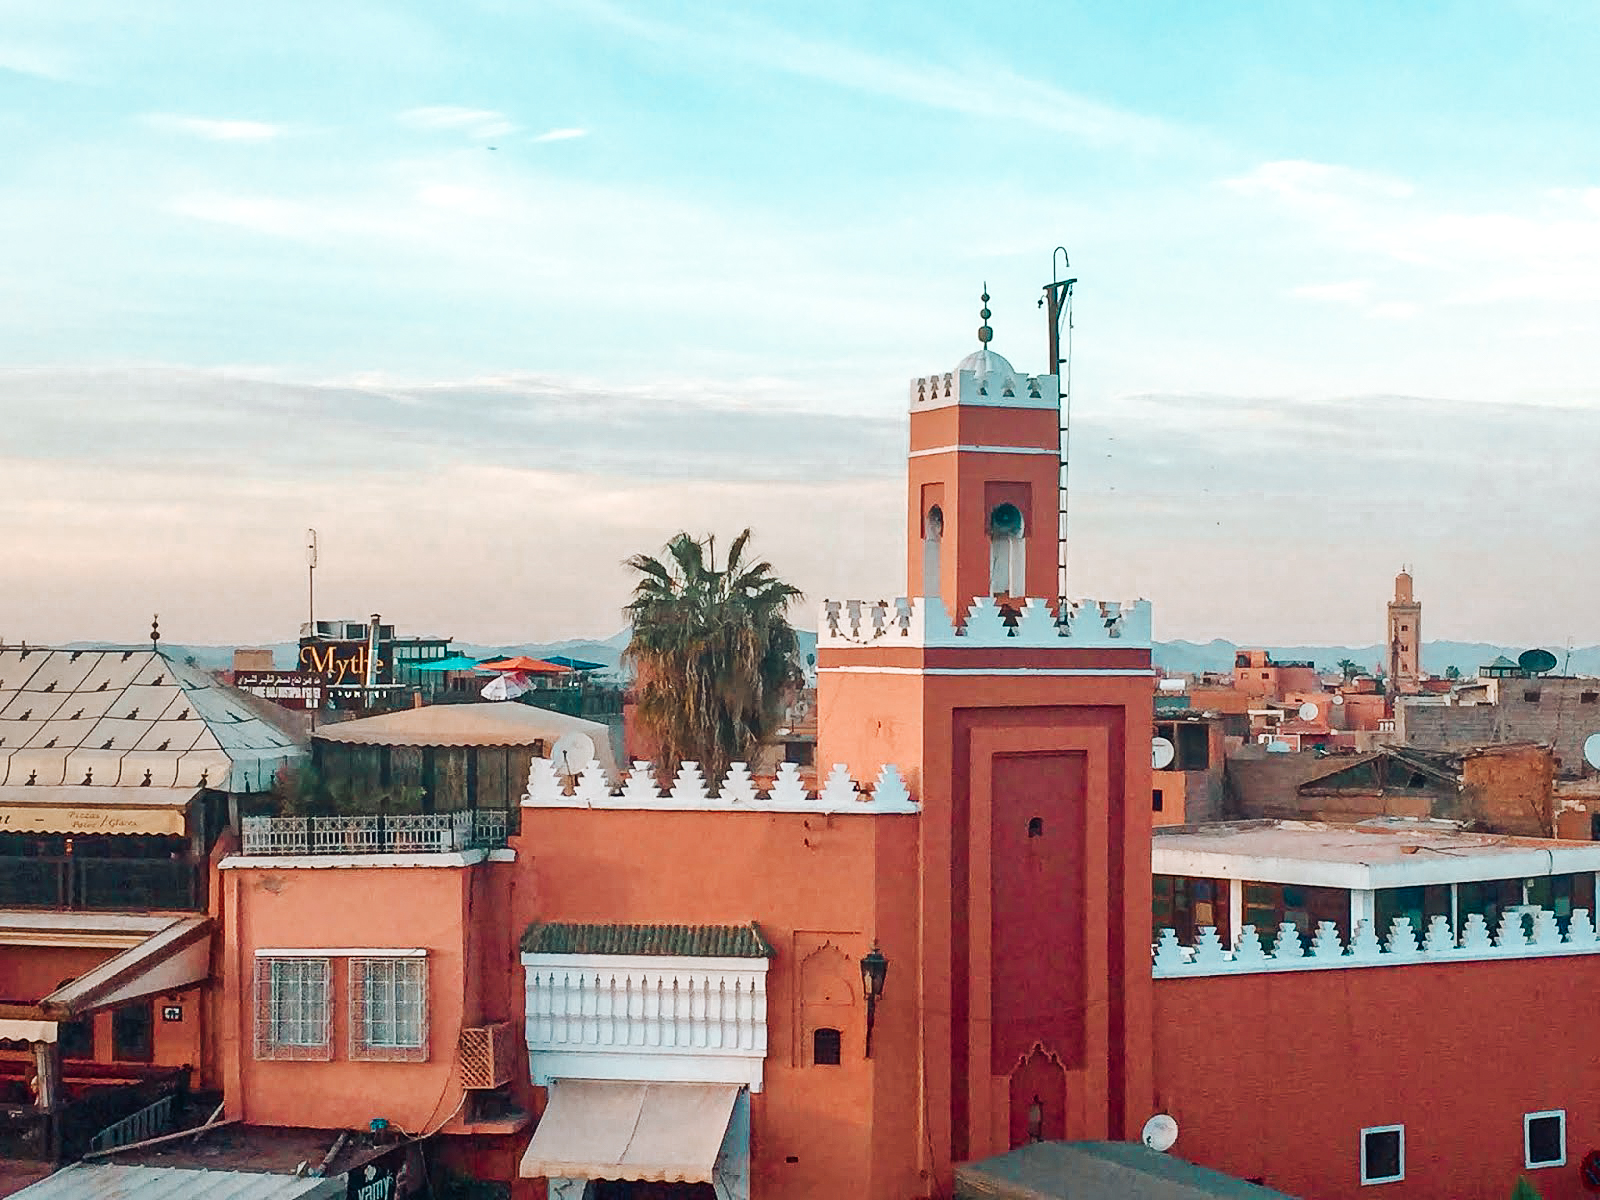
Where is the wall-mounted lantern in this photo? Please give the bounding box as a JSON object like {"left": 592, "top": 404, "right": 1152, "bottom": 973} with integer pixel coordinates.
{"left": 860, "top": 944, "right": 889, "bottom": 1058}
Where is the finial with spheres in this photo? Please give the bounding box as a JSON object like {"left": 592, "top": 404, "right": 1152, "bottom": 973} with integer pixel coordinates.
{"left": 977, "top": 285, "right": 993, "bottom": 345}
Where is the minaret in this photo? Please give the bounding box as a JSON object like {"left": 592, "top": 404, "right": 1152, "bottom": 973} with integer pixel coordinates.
{"left": 818, "top": 291, "right": 1155, "bottom": 1190}
{"left": 907, "top": 290, "right": 1062, "bottom": 610}
{"left": 1387, "top": 569, "right": 1422, "bottom": 691}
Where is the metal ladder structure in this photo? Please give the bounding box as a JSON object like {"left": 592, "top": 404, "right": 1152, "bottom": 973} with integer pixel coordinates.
{"left": 1039, "top": 247, "right": 1078, "bottom": 613}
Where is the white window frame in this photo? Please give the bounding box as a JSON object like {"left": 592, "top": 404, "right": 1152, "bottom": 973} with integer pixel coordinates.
{"left": 254, "top": 957, "right": 332, "bottom": 1061}
{"left": 1360, "top": 1124, "right": 1405, "bottom": 1186}
{"left": 349, "top": 956, "right": 429, "bottom": 1063}
{"left": 1525, "top": 1109, "right": 1566, "bottom": 1169}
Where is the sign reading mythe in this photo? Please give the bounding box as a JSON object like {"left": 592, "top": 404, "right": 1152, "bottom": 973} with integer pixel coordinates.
{"left": 298, "top": 640, "right": 392, "bottom": 688}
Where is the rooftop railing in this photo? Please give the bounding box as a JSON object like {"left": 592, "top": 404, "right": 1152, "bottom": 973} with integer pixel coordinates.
{"left": 240, "top": 809, "right": 509, "bottom": 857}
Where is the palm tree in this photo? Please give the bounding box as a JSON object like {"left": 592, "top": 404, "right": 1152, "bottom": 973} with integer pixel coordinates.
{"left": 1336, "top": 658, "right": 1361, "bottom": 682}
{"left": 624, "top": 529, "right": 804, "bottom": 786}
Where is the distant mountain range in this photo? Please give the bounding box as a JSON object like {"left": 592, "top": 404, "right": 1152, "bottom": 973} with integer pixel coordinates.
{"left": 112, "top": 633, "right": 1598, "bottom": 681}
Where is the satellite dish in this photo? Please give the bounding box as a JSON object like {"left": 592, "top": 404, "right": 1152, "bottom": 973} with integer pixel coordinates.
{"left": 1266, "top": 739, "right": 1292, "bottom": 754}
{"left": 1584, "top": 733, "right": 1600, "bottom": 771}
{"left": 1141, "top": 1113, "right": 1179, "bottom": 1153}
{"left": 550, "top": 731, "right": 595, "bottom": 776}
{"left": 1332, "top": 694, "right": 1345, "bottom": 706}
{"left": 1519, "top": 648, "right": 1558, "bottom": 676}
{"left": 1151, "top": 737, "right": 1176, "bottom": 770}
{"left": 1297, "top": 701, "right": 1319, "bottom": 721}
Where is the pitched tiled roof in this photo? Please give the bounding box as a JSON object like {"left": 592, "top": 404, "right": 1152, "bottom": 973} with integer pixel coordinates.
{"left": 520, "top": 921, "right": 773, "bottom": 958}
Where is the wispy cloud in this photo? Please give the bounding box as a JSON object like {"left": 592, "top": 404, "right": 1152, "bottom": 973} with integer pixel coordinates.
{"left": 0, "top": 42, "right": 73, "bottom": 82}
{"left": 565, "top": 0, "right": 1179, "bottom": 151}
{"left": 143, "top": 114, "right": 285, "bottom": 142}
{"left": 533, "top": 127, "right": 588, "bottom": 143}
{"left": 398, "top": 105, "right": 518, "bottom": 140}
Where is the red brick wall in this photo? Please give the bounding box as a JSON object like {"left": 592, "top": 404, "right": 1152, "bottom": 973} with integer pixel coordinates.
{"left": 1155, "top": 958, "right": 1600, "bottom": 1199}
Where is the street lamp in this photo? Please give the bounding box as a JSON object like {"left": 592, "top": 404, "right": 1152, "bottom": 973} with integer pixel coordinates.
{"left": 860, "top": 944, "right": 889, "bottom": 1058}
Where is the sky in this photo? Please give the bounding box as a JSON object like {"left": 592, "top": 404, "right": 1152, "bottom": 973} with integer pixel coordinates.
{"left": 5, "top": 1, "right": 1600, "bottom": 648}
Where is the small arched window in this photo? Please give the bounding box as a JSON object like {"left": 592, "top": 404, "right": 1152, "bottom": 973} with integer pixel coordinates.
{"left": 922, "top": 506, "right": 944, "bottom": 600}
{"left": 988, "top": 503, "right": 1025, "bottom": 596}
{"left": 813, "top": 1027, "right": 842, "bottom": 1066}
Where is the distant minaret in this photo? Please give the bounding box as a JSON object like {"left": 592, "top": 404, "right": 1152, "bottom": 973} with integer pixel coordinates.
{"left": 1387, "top": 569, "right": 1422, "bottom": 691}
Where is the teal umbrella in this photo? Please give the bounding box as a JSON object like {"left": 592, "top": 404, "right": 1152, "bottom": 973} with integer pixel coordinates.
{"left": 408, "top": 654, "right": 483, "bottom": 672}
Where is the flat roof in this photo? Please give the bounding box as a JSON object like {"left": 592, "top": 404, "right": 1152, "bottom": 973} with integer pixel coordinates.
{"left": 1153, "top": 819, "right": 1600, "bottom": 890}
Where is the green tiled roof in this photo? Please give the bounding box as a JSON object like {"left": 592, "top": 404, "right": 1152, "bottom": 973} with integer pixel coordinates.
{"left": 520, "top": 921, "right": 774, "bottom": 958}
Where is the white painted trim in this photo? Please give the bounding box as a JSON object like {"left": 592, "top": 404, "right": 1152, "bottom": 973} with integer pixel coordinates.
{"left": 1525, "top": 1109, "right": 1566, "bottom": 1169}
{"left": 488, "top": 848, "right": 518, "bottom": 862}
{"left": 1360, "top": 1125, "right": 1404, "bottom": 1185}
{"left": 256, "top": 947, "right": 427, "bottom": 959}
{"left": 907, "top": 445, "right": 1060, "bottom": 458}
{"left": 909, "top": 396, "right": 1058, "bottom": 414}
{"left": 1151, "top": 843, "right": 1600, "bottom": 891}
{"left": 521, "top": 796, "right": 918, "bottom": 815}
{"left": 820, "top": 666, "right": 1154, "bottom": 678}
{"left": 220, "top": 850, "right": 488, "bottom": 870}
{"left": 522, "top": 953, "right": 769, "bottom": 974}
{"left": 526, "top": 1050, "right": 765, "bottom": 1089}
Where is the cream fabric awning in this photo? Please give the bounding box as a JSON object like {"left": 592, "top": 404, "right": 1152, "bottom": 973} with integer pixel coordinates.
{"left": 519, "top": 1080, "right": 738, "bottom": 1183}
{"left": 0, "top": 786, "right": 194, "bottom": 836}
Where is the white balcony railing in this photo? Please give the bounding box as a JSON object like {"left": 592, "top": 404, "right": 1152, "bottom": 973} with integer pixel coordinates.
{"left": 240, "top": 810, "right": 509, "bottom": 856}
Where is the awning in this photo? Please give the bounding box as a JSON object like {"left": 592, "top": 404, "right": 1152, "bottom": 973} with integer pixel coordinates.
{"left": 0, "top": 786, "right": 195, "bottom": 836}
{"left": 40, "top": 916, "right": 211, "bottom": 1019}
{"left": 519, "top": 1081, "right": 738, "bottom": 1183}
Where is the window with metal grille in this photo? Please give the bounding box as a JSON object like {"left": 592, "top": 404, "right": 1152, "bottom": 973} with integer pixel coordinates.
{"left": 349, "top": 957, "right": 428, "bottom": 1062}
{"left": 254, "top": 958, "right": 331, "bottom": 1061}
{"left": 812, "top": 1027, "right": 842, "bottom": 1066}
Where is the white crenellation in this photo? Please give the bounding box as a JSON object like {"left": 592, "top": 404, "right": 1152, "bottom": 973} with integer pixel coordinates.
{"left": 818, "top": 764, "right": 858, "bottom": 806}
{"left": 871, "top": 764, "right": 911, "bottom": 808}
{"left": 719, "top": 763, "right": 759, "bottom": 804}
{"left": 1233, "top": 926, "right": 1265, "bottom": 965}
{"left": 817, "top": 594, "right": 1153, "bottom": 651}
{"left": 523, "top": 757, "right": 920, "bottom": 815}
{"left": 526, "top": 757, "right": 566, "bottom": 803}
{"left": 908, "top": 362, "right": 1059, "bottom": 411}
{"left": 669, "top": 762, "right": 710, "bottom": 805}
{"left": 1271, "top": 922, "right": 1304, "bottom": 960}
{"left": 1423, "top": 914, "right": 1455, "bottom": 954}
{"left": 1155, "top": 909, "right": 1600, "bottom": 978}
{"left": 767, "top": 763, "right": 810, "bottom": 806}
{"left": 573, "top": 760, "right": 612, "bottom": 805}
{"left": 619, "top": 763, "right": 663, "bottom": 803}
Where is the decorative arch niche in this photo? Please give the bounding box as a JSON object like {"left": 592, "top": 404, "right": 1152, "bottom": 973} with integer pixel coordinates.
{"left": 922, "top": 505, "right": 944, "bottom": 601}
{"left": 988, "top": 502, "right": 1025, "bottom": 596}
{"left": 1008, "top": 1043, "right": 1067, "bottom": 1148}
{"left": 795, "top": 942, "right": 857, "bottom": 1067}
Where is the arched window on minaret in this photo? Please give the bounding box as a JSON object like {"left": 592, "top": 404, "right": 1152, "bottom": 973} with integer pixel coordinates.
{"left": 922, "top": 505, "right": 944, "bottom": 600}
{"left": 988, "top": 503, "right": 1025, "bottom": 596}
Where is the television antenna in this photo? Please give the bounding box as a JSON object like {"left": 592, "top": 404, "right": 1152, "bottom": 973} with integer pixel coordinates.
{"left": 306, "top": 529, "right": 319, "bottom": 636}
{"left": 1583, "top": 733, "right": 1600, "bottom": 772}
{"left": 1151, "top": 736, "right": 1176, "bottom": 770}
{"left": 1141, "top": 1113, "right": 1179, "bottom": 1153}
{"left": 1297, "top": 701, "right": 1319, "bottom": 721}
{"left": 1040, "top": 247, "right": 1078, "bottom": 610}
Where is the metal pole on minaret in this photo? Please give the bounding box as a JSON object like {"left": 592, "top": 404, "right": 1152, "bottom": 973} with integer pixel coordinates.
{"left": 1039, "top": 248, "right": 1078, "bottom": 612}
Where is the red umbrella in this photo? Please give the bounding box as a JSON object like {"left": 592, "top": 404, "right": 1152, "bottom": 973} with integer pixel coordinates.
{"left": 476, "top": 656, "right": 573, "bottom": 675}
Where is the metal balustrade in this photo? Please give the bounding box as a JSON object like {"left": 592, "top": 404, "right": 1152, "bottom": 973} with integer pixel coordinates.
{"left": 87, "top": 1094, "right": 173, "bottom": 1154}
{"left": 241, "top": 810, "right": 510, "bottom": 856}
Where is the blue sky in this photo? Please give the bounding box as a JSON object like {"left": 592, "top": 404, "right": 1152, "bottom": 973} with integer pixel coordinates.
{"left": 5, "top": 2, "right": 1600, "bottom": 647}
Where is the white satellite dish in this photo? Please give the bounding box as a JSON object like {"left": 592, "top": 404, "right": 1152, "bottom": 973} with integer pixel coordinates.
{"left": 1297, "top": 701, "right": 1319, "bottom": 721}
{"left": 1141, "top": 1113, "right": 1179, "bottom": 1153}
{"left": 1584, "top": 732, "right": 1600, "bottom": 771}
{"left": 1266, "top": 739, "right": 1292, "bottom": 754}
{"left": 550, "top": 731, "right": 595, "bottom": 777}
{"left": 1332, "top": 694, "right": 1345, "bottom": 706}
{"left": 1151, "top": 736, "right": 1176, "bottom": 770}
